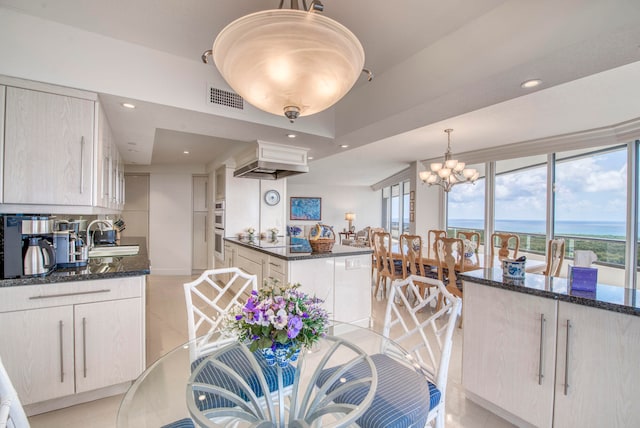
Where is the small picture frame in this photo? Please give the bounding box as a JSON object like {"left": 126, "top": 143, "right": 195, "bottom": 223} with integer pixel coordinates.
{"left": 410, "top": 201, "right": 415, "bottom": 212}
{"left": 290, "top": 197, "right": 322, "bottom": 221}
{"left": 410, "top": 212, "right": 415, "bottom": 222}
{"left": 410, "top": 190, "right": 415, "bottom": 200}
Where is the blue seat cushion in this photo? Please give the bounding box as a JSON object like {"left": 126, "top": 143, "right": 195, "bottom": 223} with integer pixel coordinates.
{"left": 191, "top": 346, "right": 296, "bottom": 411}
{"left": 161, "top": 418, "right": 195, "bottom": 428}
{"left": 316, "top": 353, "right": 439, "bottom": 428}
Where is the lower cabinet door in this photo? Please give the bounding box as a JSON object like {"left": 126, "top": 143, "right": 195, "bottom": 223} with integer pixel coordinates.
{"left": 554, "top": 302, "right": 640, "bottom": 427}
{"left": 463, "top": 282, "right": 557, "bottom": 428}
{"left": 0, "top": 306, "right": 75, "bottom": 404}
{"left": 74, "top": 298, "right": 144, "bottom": 393}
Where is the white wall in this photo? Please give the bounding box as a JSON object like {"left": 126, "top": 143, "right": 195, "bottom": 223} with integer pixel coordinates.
{"left": 286, "top": 184, "right": 381, "bottom": 235}
{"left": 149, "top": 173, "right": 192, "bottom": 275}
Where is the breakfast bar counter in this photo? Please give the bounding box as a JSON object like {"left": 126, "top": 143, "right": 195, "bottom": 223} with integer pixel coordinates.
{"left": 223, "top": 237, "right": 372, "bottom": 328}
{"left": 459, "top": 269, "right": 640, "bottom": 427}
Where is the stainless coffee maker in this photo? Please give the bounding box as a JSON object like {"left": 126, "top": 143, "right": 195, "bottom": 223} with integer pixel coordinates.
{"left": 1, "top": 215, "right": 56, "bottom": 278}
{"left": 54, "top": 221, "right": 88, "bottom": 268}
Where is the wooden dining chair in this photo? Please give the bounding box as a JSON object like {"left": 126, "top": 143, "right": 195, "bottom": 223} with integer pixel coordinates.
{"left": 457, "top": 230, "right": 481, "bottom": 256}
{"left": 427, "top": 229, "right": 447, "bottom": 260}
{"left": 490, "top": 233, "right": 520, "bottom": 267}
{"left": 373, "top": 231, "right": 403, "bottom": 299}
{"left": 435, "top": 237, "right": 465, "bottom": 293}
{"left": 543, "top": 238, "right": 565, "bottom": 276}
{"left": 399, "top": 234, "right": 437, "bottom": 298}
{"left": 368, "top": 227, "right": 385, "bottom": 277}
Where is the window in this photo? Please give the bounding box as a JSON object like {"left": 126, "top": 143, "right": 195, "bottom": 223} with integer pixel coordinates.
{"left": 555, "top": 145, "right": 627, "bottom": 285}
{"left": 493, "top": 155, "right": 548, "bottom": 259}
{"left": 447, "top": 163, "right": 485, "bottom": 244}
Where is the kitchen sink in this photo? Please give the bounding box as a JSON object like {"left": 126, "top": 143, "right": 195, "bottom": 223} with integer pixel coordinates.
{"left": 88, "top": 245, "right": 139, "bottom": 257}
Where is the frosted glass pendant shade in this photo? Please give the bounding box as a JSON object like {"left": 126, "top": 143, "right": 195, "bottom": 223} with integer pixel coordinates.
{"left": 213, "top": 9, "right": 365, "bottom": 120}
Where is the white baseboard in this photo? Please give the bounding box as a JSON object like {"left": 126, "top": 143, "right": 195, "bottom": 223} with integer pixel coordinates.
{"left": 24, "top": 381, "right": 131, "bottom": 416}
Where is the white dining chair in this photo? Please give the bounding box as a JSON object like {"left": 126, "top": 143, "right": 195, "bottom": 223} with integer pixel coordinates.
{"left": 316, "top": 275, "right": 461, "bottom": 428}
{"left": 182, "top": 268, "right": 295, "bottom": 419}
{"left": 0, "top": 356, "right": 30, "bottom": 428}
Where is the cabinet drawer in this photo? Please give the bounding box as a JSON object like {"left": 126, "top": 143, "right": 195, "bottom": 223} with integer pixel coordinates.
{"left": 0, "top": 276, "right": 145, "bottom": 313}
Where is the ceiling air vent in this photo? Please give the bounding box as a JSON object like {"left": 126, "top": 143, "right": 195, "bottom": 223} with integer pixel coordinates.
{"left": 207, "top": 85, "right": 244, "bottom": 110}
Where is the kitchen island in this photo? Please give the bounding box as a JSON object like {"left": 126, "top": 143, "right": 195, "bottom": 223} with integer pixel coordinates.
{"left": 459, "top": 268, "right": 640, "bottom": 428}
{"left": 0, "top": 237, "right": 149, "bottom": 415}
{"left": 223, "top": 237, "right": 373, "bottom": 327}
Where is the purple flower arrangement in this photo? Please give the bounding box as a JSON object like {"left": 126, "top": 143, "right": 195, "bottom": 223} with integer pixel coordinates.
{"left": 226, "top": 279, "right": 330, "bottom": 356}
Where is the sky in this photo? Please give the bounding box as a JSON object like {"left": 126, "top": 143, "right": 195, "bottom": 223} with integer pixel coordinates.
{"left": 448, "top": 147, "right": 628, "bottom": 223}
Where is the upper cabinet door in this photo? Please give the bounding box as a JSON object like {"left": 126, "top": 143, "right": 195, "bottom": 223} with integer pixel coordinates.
{"left": 193, "top": 175, "right": 208, "bottom": 211}
{"left": 4, "top": 87, "right": 94, "bottom": 205}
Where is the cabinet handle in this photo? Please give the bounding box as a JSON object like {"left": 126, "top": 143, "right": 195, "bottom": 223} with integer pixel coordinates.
{"left": 82, "top": 317, "right": 87, "bottom": 378}
{"left": 59, "top": 320, "right": 64, "bottom": 383}
{"left": 204, "top": 181, "right": 208, "bottom": 209}
{"left": 80, "top": 136, "right": 85, "bottom": 194}
{"left": 538, "top": 313, "right": 546, "bottom": 385}
{"left": 29, "top": 289, "right": 111, "bottom": 299}
{"left": 269, "top": 262, "right": 281, "bottom": 268}
{"left": 564, "top": 319, "right": 571, "bottom": 395}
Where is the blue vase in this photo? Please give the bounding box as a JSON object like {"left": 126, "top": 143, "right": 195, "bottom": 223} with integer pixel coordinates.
{"left": 263, "top": 344, "right": 300, "bottom": 367}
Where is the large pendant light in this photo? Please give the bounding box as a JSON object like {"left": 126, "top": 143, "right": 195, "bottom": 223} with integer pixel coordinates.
{"left": 203, "top": 1, "right": 368, "bottom": 122}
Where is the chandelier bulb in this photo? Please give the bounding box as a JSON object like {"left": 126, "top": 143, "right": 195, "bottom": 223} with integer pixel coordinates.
{"left": 284, "top": 106, "right": 301, "bottom": 123}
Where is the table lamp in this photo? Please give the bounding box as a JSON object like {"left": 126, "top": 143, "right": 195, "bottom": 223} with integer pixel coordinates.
{"left": 345, "top": 212, "right": 356, "bottom": 232}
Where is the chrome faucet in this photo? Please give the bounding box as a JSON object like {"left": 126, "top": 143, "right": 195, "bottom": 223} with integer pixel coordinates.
{"left": 87, "top": 220, "right": 113, "bottom": 250}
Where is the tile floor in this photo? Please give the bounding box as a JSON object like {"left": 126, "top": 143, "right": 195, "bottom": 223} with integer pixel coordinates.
{"left": 29, "top": 275, "right": 515, "bottom": 428}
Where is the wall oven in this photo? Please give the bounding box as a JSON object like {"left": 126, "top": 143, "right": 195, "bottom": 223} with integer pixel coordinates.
{"left": 214, "top": 228, "right": 224, "bottom": 261}
{"left": 214, "top": 209, "right": 225, "bottom": 229}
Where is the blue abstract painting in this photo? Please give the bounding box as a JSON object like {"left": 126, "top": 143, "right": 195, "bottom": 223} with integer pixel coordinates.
{"left": 290, "top": 197, "right": 322, "bottom": 221}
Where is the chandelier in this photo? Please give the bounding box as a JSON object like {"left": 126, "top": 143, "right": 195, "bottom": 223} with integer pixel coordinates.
{"left": 419, "top": 129, "right": 479, "bottom": 192}
{"left": 202, "top": 0, "right": 372, "bottom": 123}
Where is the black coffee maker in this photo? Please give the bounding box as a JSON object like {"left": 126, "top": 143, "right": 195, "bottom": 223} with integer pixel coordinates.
{"left": 1, "top": 215, "right": 56, "bottom": 278}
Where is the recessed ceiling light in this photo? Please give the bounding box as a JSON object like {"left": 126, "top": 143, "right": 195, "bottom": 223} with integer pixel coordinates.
{"left": 308, "top": 156, "right": 314, "bottom": 160}
{"left": 183, "top": 151, "right": 190, "bottom": 155}
{"left": 287, "top": 133, "right": 296, "bottom": 139}
{"left": 520, "top": 79, "right": 542, "bottom": 89}
{"left": 121, "top": 102, "right": 136, "bottom": 109}
{"left": 340, "top": 144, "right": 349, "bottom": 148}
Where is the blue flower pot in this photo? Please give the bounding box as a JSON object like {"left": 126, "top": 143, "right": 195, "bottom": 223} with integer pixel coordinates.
{"left": 262, "top": 344, "right": 300, "bottom": 367}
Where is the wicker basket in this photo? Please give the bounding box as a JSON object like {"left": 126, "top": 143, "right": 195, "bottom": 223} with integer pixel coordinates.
{"left": 309, "top": 224, "right": 335, "bottom": 253}
{"left": 309, "top": 239, "right": 335, "bottom": 253}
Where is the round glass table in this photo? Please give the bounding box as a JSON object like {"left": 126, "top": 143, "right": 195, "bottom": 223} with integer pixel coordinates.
{"left": 117, "top": 324, "right": 418, "bottom": 428}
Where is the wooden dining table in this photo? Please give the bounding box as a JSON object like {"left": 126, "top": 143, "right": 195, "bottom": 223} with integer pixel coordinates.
{"left": 391, "top": 244, "right": 546, "bottom": 275}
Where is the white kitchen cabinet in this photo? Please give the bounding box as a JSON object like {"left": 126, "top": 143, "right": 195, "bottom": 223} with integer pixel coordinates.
{"left": 265, "top": 255, "right": 287, "bottom": 285}
{"left": 193, "top": 175, "right": 208, "bottom": 211}
{"left": 554, "top": 301, "right": 640, "bottom": 427}
{"left": 463, "top": 282, "right": 558, "bottom": 428}
{"left": 74, "top": 298, "right": 143, "bottom": 393}
{"left": 215, "top": 166, "right": 226, "bottom": 201}
{"left": 0, "top": 276, "right": 145, "bottom": 413}
{"left": 192, "top": 211, "right": 208, "bottom": 271}
{"left": 0, "top": 306, "right": 75, "bottom": 405}
{"left": 4, "top": 86, "right": 95, "bottom": 205}
{"left": 235, "top": 245, "right": 267, "bottom": 286}
{"left": 0, "top": 85, "right": 5, "bottom": 203}
{"left": 95, "top": 101, "right": 113, "bottom": 208}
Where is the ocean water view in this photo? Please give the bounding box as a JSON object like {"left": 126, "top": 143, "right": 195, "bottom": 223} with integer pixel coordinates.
{"left": 449, "top": 219, "right": 626, "bottom": 238}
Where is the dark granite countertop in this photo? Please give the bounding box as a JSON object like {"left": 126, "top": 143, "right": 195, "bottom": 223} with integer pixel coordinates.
{"left": 225, "top": 237, "right": 372, "bottom": 261}
{"left": 459, "top": 268, "right": 640, "bottom": 316}
{"left": 0, "top": 237, "right": 150, "bottom": 287}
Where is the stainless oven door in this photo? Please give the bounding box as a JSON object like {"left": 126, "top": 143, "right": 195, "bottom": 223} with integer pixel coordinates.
{"left": 214, "top": 228, "right": 224, "bottom": 261}
{"left": 214, "top": 210, "right": 224, "bottom": 229}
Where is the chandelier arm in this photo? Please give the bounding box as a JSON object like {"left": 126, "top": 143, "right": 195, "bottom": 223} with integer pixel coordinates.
{"left": 308, "top": 0, "right": 324, "bottom": 12}
{"left": 201, "top": 49, "right": 212, "bottom": 64}
{"left": 362, "top": 68, "right": 374, "bottom": 82}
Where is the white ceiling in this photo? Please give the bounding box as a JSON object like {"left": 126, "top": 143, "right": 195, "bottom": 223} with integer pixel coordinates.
{"left": 2, "top": 0, "right": 640, "bottom": 186}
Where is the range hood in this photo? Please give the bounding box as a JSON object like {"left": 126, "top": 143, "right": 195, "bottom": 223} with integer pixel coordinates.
{"left": 234, "top": 141, "right": 309, "bottom": 180}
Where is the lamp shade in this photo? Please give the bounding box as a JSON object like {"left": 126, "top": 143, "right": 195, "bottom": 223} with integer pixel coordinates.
{"left": 345, "top": 212, "right": 356, "bottom": 221}
{"left": 213, "top": 9, "right": 365, "bottom": 120}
